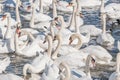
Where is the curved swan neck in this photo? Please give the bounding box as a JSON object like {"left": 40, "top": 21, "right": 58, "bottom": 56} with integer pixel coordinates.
{"left": 47, "top": 35, "right": 53, "bottom": 57}
{"left": 39, "top": 0, "right": 43, "bottom": 13}
{"left": 52, "top": 0, "right": 57, "bottom": 18}
{"left": 58, "top": 16, "right": 65, "bottom": 33}
{"left": 50, "top": 22, "right": 55, "bottom": 39}
{"left": 16, "top": 0, "right": 21, "bottom": 24}
{"left": 75, "top": 34, "right": 82, "bottom": 49}
{"left": 116, "top": 53, "right": 120, "bottom": 73}
{"left": 52, "top": 34, "right": 62, "bottom": 59}
{"left": 14, "top": 31, "right": 19, "bottom": 54}
{"left": 23, "top": 64, "right": 34, "bottom": 77}
{"left": 60, "top": 62, "right": 71, "bottom": 80}
{"left": 30, "top": 3, "right": 35, "bottom": 28}
{"left": 85, "top": 55, "right": 92, "bottom": 79}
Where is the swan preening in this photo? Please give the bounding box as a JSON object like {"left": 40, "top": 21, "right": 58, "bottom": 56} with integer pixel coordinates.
{"left": 0, "top": 0, "right": 118, "bottom": 80}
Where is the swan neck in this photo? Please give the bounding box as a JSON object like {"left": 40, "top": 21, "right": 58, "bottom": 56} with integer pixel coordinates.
{"left": 101, "top": 13, "right": 106, "bottom": 34}
{"left": 116, "top": 53, "right": 120, "bottom": 73}
{"left": 52, "top": 0, "right": 57, "bottom": 18}
{"left": 100, "top": 0, "right": 105, "bottom": 13}
{"left": 16, "top": 0, "right": 21, "bottom": 23}
{"left": 39, "top": 0, "right": 43, "bottom": 13}
{"left": 69, "top": 7, "right": 75, "bottom": 28}
{"left": 30, "top": 4, "right": 35, "bottom": 28}
{"left": 85, "top": 55, "right": 92, "bottom": 79}
{"left": 59, "top": 18, "right": 65, "bottom": 33}
{"left": 75, "top": 35, "right": 82, "bottom": 49}
{"left": 14, "top": 32, "right": 19, "bottom": 53}
{"left": 62, "top": 63, "right": 71, "bottom": 80}
{"left": 47, "top": 36, "right": 53, "bottom": 57}
{"left": 52, "top": 35, "right": 62, "bottom": 59}
{"left": 50, "top": 23, "right": 55, "bottom": 39}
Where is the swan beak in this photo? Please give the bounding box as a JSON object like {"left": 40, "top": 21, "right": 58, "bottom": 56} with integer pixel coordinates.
{"left": 43, "top": 40, "right": 46, "bottom": 44}
{"left": 27, "top": 6, "right": 31, "bottom": 11}
{"left": 91, "top": 57, "right": 96, "bottom": 68}
{"left": 69, "top": 37, "right": 73, "bottom": 45}
{"left": 1, "top": 15, "right": 6, "bottom": 21}
{"left": 16, "top": 28, "right": 21, "bottom": 37}
{"left": 53, "top": 36, "right": 56, "bottom": 41}
{"left": 66, "top": 3, "right": 72, "bottom": 7}
{"left": 79, "top": 13, "right": 84, "bottom": 18}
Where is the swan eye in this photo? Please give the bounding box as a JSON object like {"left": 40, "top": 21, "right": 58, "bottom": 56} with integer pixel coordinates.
{"left": 54, "top": 17, "right": 58, "bottom": 21}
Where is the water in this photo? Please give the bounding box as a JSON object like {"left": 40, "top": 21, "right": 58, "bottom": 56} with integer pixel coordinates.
{"left": 1, "top": 0, "right": 120, "bottom": 80}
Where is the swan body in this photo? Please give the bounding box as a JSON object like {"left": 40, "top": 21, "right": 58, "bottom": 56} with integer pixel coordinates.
{"left": 0, "top": 73, "right": 23, "bottom": 80}
{"left": 0, "top": 57, "right": 10, "bottom": 73}
{"left": 41, "top": 62, "right": 60, "bottom": 80}
{"left": 109, "top": 53, "right": 120, "bottom": 80}
{"left": 79, "top": 25, "right": 102, "bottom": 37}
{"left": 81, "top": 45, "right": 112, "bottom": 64}
{"left": 105, "top": 3, "right": 120, "bottom": 19}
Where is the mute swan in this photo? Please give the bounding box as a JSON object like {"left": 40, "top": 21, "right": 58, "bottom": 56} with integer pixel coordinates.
{"left": 97, "top": 0, "right": 114, "bottom": 47}
{"left": 68, "top": 33, "right": 112, "bottom": 64}
{"left": 66, "top": 0, "right": 84, "bottom": 32}
{"left": 109, "top": 53, "right": 120, "bottom": 80}
{"left": 40, "top": 61, "right": 60, "bottom": 80}
{"left": 14, "top": 27, "right": 44, "bottom": 57}
{"left": 0, "top": 57, "right": 10, "bottom": 73}
{"left": 81, "top": 45, "right": 112, "bottom": 64}
{"left": 21, "top": 2, "right": 52, "bottom": 22}
{"left": 53, "top": 16, "right": 89, "bottom": 45}
{"left": 23, "top": 35, "right": 53, "bottom": 78}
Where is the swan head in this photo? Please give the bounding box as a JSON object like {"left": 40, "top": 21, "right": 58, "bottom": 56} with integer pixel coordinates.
{"left": 16, "top": 26, "right": 21, "bottom": 37}
{"left": 1, "top": 13, "right": 11, "bottom": 21}
{"left": 53, "top": 34, "right": 61, "bottom": 41}
{"left": 69, "top": 33, "right": 80, "bottom": 45}
{"left": 66, "top": 0, "right": 76, "bottom": 7}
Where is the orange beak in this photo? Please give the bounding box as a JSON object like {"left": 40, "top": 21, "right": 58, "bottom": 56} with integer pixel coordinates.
{"left": 1, "top": 15, "right": 6, "bottom": 21}
{"left": 16, "top": 28, "right": 21, "bottom": 37}
{"left": 27, "top": 6, "right": 31, "bottom": 11}
{"left": 79, "top": 13, "right": 84, "bottom": 18}
{"left": 69, "top": 37, "right": 73, "bottom": 45}
{"left": 43, "top": 40, "right": 46, "bottom": 44}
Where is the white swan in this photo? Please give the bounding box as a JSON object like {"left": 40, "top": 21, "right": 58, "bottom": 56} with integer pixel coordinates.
{"left": 81, "top": 45, "right": 112, "bottom": 64}
{"left": 40, "top": 61, "right": 60, "bottom": 80}
{"left": 66, "top": 0, "right": 84, "bottom": 32}
{"left": 97, "top": 0, "right": 114, "bottom": 47}
{"left": 0, "top": 57, "right": 10, "bottom": 73}
{"left": 21, "top": 2, "right": 52, "bottom": 22}
{"left": 23, "top": 35, "right": 53, "bottom": 79}
{"left": 109, "top": 53, "right": 120, "bottom": 80}
{"left": 68, "top": 33, "right": 112, "bottom": 65}
{"left": 14, "top": 27, "right": 43, "bottom": 57}
{"left": 53, "top": 16, "right": 89, "bottom": 45}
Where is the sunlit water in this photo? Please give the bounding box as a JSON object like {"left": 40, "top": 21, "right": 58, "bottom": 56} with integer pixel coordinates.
{"left": 0, "top": 0, "right": 120, "bottom": 80}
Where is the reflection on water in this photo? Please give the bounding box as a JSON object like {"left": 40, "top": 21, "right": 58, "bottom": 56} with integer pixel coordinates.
{"left": 0, "top": 0, "right": 120, "bottom": 80}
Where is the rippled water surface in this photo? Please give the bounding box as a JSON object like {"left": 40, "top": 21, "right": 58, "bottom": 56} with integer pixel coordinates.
{"left": 1, "top": 0, "right": 120, "bottom": 80}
